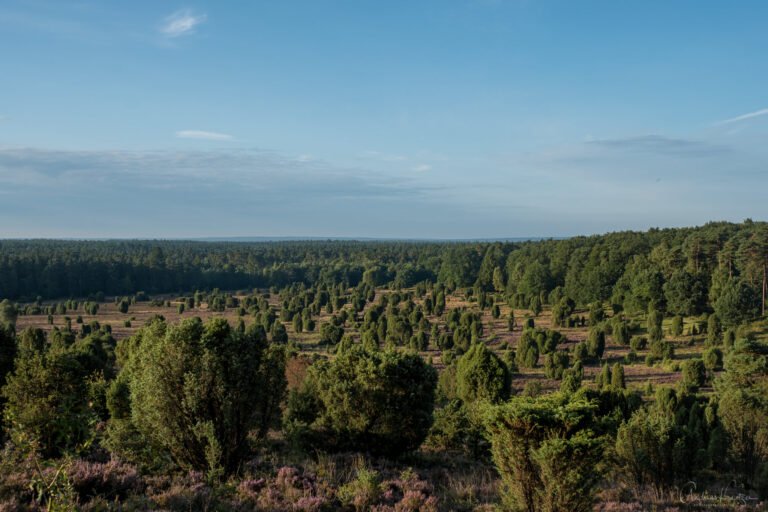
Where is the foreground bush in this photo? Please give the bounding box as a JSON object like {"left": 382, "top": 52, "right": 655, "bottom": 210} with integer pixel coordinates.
{"left": 108, "top": 317, "right": 286, "bottom": 474}
{"left": 2, "top": 342, "right": 100, "bottom": 457}
{"left": 285, "top": 344, "right": 437, "bottom": 457}
{"left": 484, "top": 392, "right": 605, "bottom": 512}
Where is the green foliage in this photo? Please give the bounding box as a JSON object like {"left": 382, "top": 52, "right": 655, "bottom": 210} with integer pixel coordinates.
{"left": 484, "top": 392, "right": 604, "bottom": 512}
{"left": 611, "top": 363, "right": 626, "bottom": 390}
{"left": 588, "top": 302, "right": 605, "bottom": 326}
{"left": 117, "top": 300, "right": 130, "bottom": 315}
{"left": 111, "top": 317, "right": 286, "bottom": 474}
{"left": 703, "top": 346, "right": 723, "bottom": 371}
{"left": 285, "top": 345, "right": 437, "bottom": 457}
{"left": 586, "top": 328, "right": 605, "bottom": 360}
{"left": 649, "top": 339, "right": 674, "bottom": 362}
{"left": 337, "top": 465, "right": 382, "bottom": 512}
{"left": 544, "top": 351, "right": 570, "bottom": 380}
{"left": 270, "top": 321, "right": 288, "bottom": 343}
{"left": 319, "top": 322, "right": 344, "bottom": 345}
{"left": 646, "top": 306, "right": 664, "bottom": 343}
{"left": 572, "top": 341, "right": 589, "bottom": 363}
{"left": 516, "top": 261, "right": 552, "bottom": 305}
{"left": 2, "top": 341, "right": 98, "bottom": 457}
{"left": 551, "top": 297, "right": 575, "bottom": 328}
{"left": 0, "top": 300, "right": 18, "bottom": 328}
{"left": 612, "top": 318, "right": 630, "bottom": 345}
{"left": 680, "top": 359, "right": 707, "bottom": 391}
{"left": 528, "top": 295, "right": 542, "bottom": 317}
{"left": 670, "top": 315, "right": 684, "bottom": 337}
{"left": 595, "top": 363, "right": 611, "bottom": 390}
{"left": 456, "top": 343, "right": 510, "bottom": 404}
{"left": 615, "top": 389, "right": 715, "bottom": 491}
{"left": 629, "top": 335, "right": 647, "bottom": 352}
{"left": 516, "top": 332, "right": 540, "bottom": 369}
{"left": 663, "top": 270, "right": 706, "bottom": 316}
{"left": 425, "top": 399, "right": 472, "bottom": 454}
{"left": 559, "top": 364, "right": 583, "bottom": 393}
{"left": 706, "top": 314, "right": 722, "bottom": 345}
{"left": 613, "top": 257, "right": 665, "bottom": 314}
{"left": 715, "top": 340, "right": 768, "bottom": 484}
{"left": 714, "top": 278, "right": 759, "bottom": 328}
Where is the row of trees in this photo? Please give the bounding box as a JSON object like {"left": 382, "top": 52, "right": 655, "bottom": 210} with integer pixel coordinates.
{"left": 2, "top": 223, "right": 766, "bottom": 323}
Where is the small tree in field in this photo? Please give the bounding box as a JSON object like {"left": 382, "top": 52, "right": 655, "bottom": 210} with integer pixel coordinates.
{"left": 484, "top": 392, "right": 604, "bottom": 512}
{"left": 611, "top": 362, "right": 626, "bottom": 390}
{"left": 284, "top": 344, "right": 437, "bottom": 457}
{"left": 508, "top": 310, "right": 516, "bottom": 331}
{"left": 613, "top": 319, "right": 630, "bottom": 345}
{"left": 647, "top": 305, "right": 664, "bottom": 343}
{"left": 0, "top": 300, "right": 18, "bottom": 328}
{"left": 587, "top": 328, "right": 605, "bottom": 360}
{"left": 670, "top": 315, "right": 684, "bottom": 337}
{"left": 456, "top": 343, "right": 510, "bottom": 404}
{"left": 112, "top": 317, "right": 286, "bottom": 475}
{"left": 681, "top": 358, "right": 707, "bottom": 391}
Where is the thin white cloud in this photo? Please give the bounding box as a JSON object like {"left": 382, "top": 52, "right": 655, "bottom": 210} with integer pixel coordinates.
{"left": 360, "top": 151, "right": 407, "bottom": 162}
{"left": 160, "top": 10, "right": 206, "bottom": 38}
{"left": 0, "top": 146, "right": 428, "bottom": 201}
{"left": 715, "top": 108, "right": 768, "bottom": 125}
{"left": 176, "top": 130, "right": 233, "bottom": 141}
{"left": 412, "top": 164, "right": 432, "bottom": 172}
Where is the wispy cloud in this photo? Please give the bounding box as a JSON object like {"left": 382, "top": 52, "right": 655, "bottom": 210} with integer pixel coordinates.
{"left": 359, "top": 151, "right": 407, "bottom": 162}
{"left": 160, "top": 9, "right": 206, "bottom": 38}
{"left": 0, "top": 146, "right": 430, "bottom": 201}
{"left": 715, "top": 108, "right": 768, "bottom": 125}
{"left": 176, "top": 130, "right": 233, "bottom": 141}
{"left": 586, "top": 135, "right": 728, "bottom": 157}
{"left": 412, "top": 164, "right": 432, "bottom": 172}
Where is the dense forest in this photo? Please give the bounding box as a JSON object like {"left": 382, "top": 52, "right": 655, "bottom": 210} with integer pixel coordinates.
{"left": 2, "top": 221, "right": 767, "bottom": 318}
{"left": 0, "top": 220, "right": 767, "bottom": 511}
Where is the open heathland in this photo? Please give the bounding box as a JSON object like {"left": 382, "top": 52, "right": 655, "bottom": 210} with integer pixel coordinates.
{"left": 1, "top": 221, "right": 767, "bottom": 511}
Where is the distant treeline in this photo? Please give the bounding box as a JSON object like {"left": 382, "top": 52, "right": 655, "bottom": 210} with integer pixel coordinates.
{"left": 1, "top": 221, "right": 766, "bottom": 317}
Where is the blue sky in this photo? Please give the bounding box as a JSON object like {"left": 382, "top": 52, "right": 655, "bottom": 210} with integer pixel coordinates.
{"left": 1, "top": 0, "right": 767, "bottom": 238}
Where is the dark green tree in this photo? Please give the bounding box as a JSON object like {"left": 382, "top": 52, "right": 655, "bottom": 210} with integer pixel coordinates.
{"left": 285, "top": 345, "right": 437, "bottom": 457}
{"left": 714, "top": 278, "right": 759, "bottom": 328}
{"left": 113, "top": 317, "right": 286, "bottom": 474}
{"left": 456, "top": 343, "right": 510, "bottom": 403}
{"left": 484, "top": 392, "right": 604, "bottom": 512}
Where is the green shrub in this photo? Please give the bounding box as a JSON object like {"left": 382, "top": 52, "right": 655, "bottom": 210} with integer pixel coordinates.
{"left": 706, "top": 314, "right": 722, "bottom": 345}
{"left": 611, "top": 363, "right": 626, "bottom": 390}
{"left": 284, "top": 345, "right": 437, "bottom": 457}
{"left": 649, "top": 339, "right": 674, "bottom": 361}
{"left": 109, "top": 317, "right": 286, "bottom": 475}
{"left": 680, "top": 358, "right": 707, "bottom": 391}
{"left": 647, "top": 306, "right": 664, "bottom": 343}
{"left": 456, "top": 343, "right": 510, "bottom": 403}
{"left": 703, "top": 347, "right": 723, "bottom": 371}
{"left": 613, "top": 319, "right": 630, "bottom": 345}
{"left": 544, "top": 351, "right": 570, "bottom": 380}
{"left": 3, "top": 343, "right": 97, "bottom": 457}
{"left": 587, "top": 328, "right": 605, "bottom": 359}
{"left": 629, "top": 336, "right": 648, "bottom": 351}
{"left": 337, "top": 466, "right": 381, "bottom": 512}
{"left": 670, "top": 315, "right": 684, "bottom": 337}
{"left": 516, "top": 331, "right": 540, "bottom": 369}
{"left": 484, "top": 393, "right": 604, "bottom": 512}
